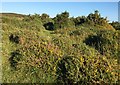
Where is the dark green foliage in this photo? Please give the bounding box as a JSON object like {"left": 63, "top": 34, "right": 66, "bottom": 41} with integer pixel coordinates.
{"left": 2, "top": 11, "right": 119, "bottom": 83}
{"left": 84, "top": 35, "right": 108, "bottom": 55}
{"left": 57, "top": 56, "right": 80, "bottom": 84}
{"left": 43, "top": 22, "right": 54, "bottom": 30}
{"left": 53, "top": 11, "right": 75, "bottom": 29}
{"left": 9, "top": 50, "right": 22, "bottom": 69}
{"left": 72, "top": 16, "right": 87, "bottom": 26}
{"left": 56, "top": 55, "right": 115, "bottom": 84}
{"left": 41, "top": 13, "right": 49, "bottom": 18}
{"left": 40, "top": 13, "right": 50, "bottom": 24}
{"left": 110, "top": 21, "right": 120, "bottom": 30}
{"left": 87, "top": 10, "right": 109, "bottom": 26}
{"left": 40, "top": 13, "right": 54, "bottom": 30}
{"left": 84, "top": 30, "right": 119, "bottom": 58}
{"left": 9, "top": 34, "right": 20, "bottom": 44}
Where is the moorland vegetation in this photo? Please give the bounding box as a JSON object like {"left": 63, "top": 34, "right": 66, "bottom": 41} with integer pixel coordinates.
{"left": 1, "top": 10, "right": 120, "bottom": 84}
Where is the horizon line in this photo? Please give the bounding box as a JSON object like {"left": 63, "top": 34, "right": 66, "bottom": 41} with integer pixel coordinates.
{"left": 1, "top": 12, "right": 118, "bottom": 22}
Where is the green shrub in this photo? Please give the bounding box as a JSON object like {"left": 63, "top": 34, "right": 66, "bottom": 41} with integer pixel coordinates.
{"left": 84, "top": 35, "right": 107, "bottom": 54}
{"left": 72, "top": 16, "right": 87, "bottom": 26}
{"left": 56, "top": 55, "right": 116, "bottom": 84}
{"left": 9, "top": 34, "right": 20, "bottom": 44}
{"left": 53, "top": 11, "right": 75, "bottom": 29}
{"left": 84, "top": 30, "right": 119, "bottom": 58}
{"left": 2, "top": 12, "right": 119, "bottom": 83}
{"left": 110, "top": 21, "right": 120, "bottom": 30}
{"left": 56, "top": 56, "right": 80, "bottom": 84}
{"left": 22, "top": 14, "right": 45, "bottom": 31}
{"left": 9, "top": 50, "right": 22, "bottom": 69}
{"left": 43, "top": 22, "right": 54, "bottom": 30}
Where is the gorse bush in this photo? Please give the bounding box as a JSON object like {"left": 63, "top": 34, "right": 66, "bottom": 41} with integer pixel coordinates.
{"left": 9, "top": 50, "right": 23, "bottom": 69}
{"left": 72, "top": 16, "right": 87, "bottom": 26}
{"left": 87, "top": 10, "right": 107, "bottom": 26}
{"left": 40, "top": 13, "right": 54, "bottom": 30}
{"left": 53, "top": 11, "right": 75, "bottom": 29}
{"left": 57, "top": 56, "right": 81, "bottom": 84}
{"left": 84, "top": 30, "right": 119, "bottom": 58}
{"left": 43, "top": 22, "right": 54, "bottom": 30}
{"left": 56, "top": 55, "right": 116, "bottom": 84}
{"left": 40, "top": 13, "right": 53, "bottom": 24}
{"left": 9, "top": 34, "right": 20, "bottom": 44}
{"left": 84, "top": 35, "right": 108, "bottom": 55}
{"left": 2, "top": 11, "right": 119, "bottom": 84}
{"left": 110, "top": 21, "right": 120, "bottom": 30}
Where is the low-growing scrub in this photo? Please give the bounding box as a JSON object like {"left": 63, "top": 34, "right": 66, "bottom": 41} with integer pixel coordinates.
{"left": 84, "top": 30, "right": 119, "bottom": 58}
{"left": 2, "top": 12, "right": 119, "bottom": 84}
{"left": 56, "top": 55, "right": 117, "bottom": 84}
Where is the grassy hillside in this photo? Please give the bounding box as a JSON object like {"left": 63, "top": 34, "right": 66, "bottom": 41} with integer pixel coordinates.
{"left": 1, "top": 12, "right": 120, "bottom": 84}
{"left": 0, "top": 13, "right": 26, "bottom": 18}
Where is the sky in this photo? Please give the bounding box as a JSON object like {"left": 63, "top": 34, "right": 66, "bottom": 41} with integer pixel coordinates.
{"left": 1, "top": 2, "right": 118, "bottom": 22}
{"left": 1, "top": 0, "right": 119, "bottom": 2}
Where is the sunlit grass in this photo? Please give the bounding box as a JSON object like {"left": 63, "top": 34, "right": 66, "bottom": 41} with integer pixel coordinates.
{"left": 2, "top": 13, "right": 119, "bottom": 84}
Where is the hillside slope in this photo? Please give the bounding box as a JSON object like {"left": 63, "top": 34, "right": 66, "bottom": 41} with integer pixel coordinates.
{"left": 1, "top": 13, "right": 120, "bottom": 84}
